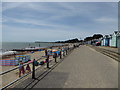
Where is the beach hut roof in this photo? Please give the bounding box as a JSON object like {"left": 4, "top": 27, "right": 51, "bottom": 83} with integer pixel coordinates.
{"left": 104, "top": 35, "right": 109, "bottom": 38}
{"left": 113, "top": 31, "right": 120, "bottom": 35}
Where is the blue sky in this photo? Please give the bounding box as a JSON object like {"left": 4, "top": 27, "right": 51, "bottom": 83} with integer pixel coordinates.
{"left": 2, "top": 2, "right": 118, "bottom": 42}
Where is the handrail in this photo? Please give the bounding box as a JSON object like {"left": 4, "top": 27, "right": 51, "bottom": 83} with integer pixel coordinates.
{"left": 0, "top": 57, "right": 43, "bottom": 75}
{"left": 1, "top": 57, "right": 55, "bottom": 90}
{"left": 0, "top": 45, "right": 77, "bottom": 89}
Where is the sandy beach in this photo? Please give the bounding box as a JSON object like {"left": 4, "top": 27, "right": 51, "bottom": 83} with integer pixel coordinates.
{"left": 0, "top": 49, "right": 54, "bottom": 88}
{"left": 0, "top": 45, "right": 71, "bottom": 88}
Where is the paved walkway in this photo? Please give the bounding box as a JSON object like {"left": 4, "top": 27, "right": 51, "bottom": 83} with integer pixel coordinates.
{"left": 97, "top": 46, "right": 119, "bottom": 53}
{"left": 14, "top": 45, "right": 118, "bottom": 88}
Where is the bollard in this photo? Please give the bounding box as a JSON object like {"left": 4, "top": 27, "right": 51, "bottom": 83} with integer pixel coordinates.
{"left": 32, "top": 59, "right": 35, "bottom": 79}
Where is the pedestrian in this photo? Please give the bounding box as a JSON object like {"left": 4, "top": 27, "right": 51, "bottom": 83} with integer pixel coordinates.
{"left": 18, "top": 61, "right": 25, "bottom": 77}
{"left": 50, "top": 49, "right": 52, "bottom": 55}
{"left": 45, "top": 49, "right": 48, "bottom": 56}
{"left": 26, "top": 64, "right": 31, "bottom": 73}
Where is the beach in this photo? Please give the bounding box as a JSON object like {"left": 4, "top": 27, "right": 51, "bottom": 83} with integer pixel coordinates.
{"left": 1, "top": 50, "right": 45, "bottom": 88}
{"left": 0, "top": 44, "right": 71, "bottom": 88}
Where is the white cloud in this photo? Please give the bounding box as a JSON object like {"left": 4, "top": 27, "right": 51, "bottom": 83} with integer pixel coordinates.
{"left": 2, "top": 2, "right": 24, "bottom": 11}
{"left": 3, "top": 16, "right": 72, "bottom": 29}
{"left": 95, "top": 17, "right": 117, "bottom": 23}
{"left": 2, "top": 2, "right": 118, "bottom": 41}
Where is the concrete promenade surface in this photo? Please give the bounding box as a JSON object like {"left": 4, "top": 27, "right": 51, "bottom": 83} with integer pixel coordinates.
{"left": 14, "top": 45, "right": 118, "bottom": 88}
{"left": 97, "top": 46, "right": 118, "bottom": 53}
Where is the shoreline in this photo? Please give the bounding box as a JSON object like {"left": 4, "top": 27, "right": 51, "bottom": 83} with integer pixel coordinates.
{"left": 1, "top": 44, "right": 67, "bottom": 59}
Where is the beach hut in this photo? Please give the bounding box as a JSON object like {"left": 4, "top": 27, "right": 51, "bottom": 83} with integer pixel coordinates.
{"left": 101, "top": 35, "right": 110, "bottom": 46}
{"left": 109, "top": 34, "right": 112, "bottom": 47}
{"left": 105, "top": 35, "right": 110, "bottom": 46}
{"left": 101, "top": 36, "right": 106, "bottom": 46}
{"left": 100, "top": 37, "right": 104, "bottom": 46}
{"left": 110, "top": 31, "right": 120, "bottom": 48}
{"left": 116, "top": 31, "right": 120, "bottom": 48}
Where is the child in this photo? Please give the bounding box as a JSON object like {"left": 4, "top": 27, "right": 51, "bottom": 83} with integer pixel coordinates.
{"left": 26, "top": 64, "right": 31, "bottom": 73}
{"left": 18, "top": 61, "right": 25, "bottom": 77}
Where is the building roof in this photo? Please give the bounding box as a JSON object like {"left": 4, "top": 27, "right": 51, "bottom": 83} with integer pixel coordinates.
{"left": 114, "top": 31, "right": 120, "bottom": 35}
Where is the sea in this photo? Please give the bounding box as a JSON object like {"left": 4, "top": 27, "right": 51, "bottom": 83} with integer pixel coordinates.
{"left": 0, "top": 42, "right": 63, "bottom": 54}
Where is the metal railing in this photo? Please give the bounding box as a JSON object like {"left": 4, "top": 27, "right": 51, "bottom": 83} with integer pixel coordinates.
{"left": 0, "top": 45, "right": 78, "bottom": 89}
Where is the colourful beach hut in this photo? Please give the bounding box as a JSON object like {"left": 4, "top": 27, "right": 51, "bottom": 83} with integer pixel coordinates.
{"left": 101, "top": 35, "right": 110, "bottom": 46}
{"left": 116, "top": 31, "right": 120, "bottom": 48}
{"left": 109, "top": 34, "right": 112, "bottom": 47}
{"left": 100, "top": 37, "right": 104, "bottom": 46}
{"left": 111, "top": 31, "right": 118, "bottom": 47}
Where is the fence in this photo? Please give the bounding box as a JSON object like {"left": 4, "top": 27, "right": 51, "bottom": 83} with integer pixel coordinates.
{"left": 0, "top": 45, "right": 78, "bottom": 89}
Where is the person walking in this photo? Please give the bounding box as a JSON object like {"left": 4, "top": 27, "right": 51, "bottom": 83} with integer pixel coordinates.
{"left": 45, "top": 49, "right": 48, "bottom": 56}
{"left": 18, "top": 61, "right": 25, "bottom": 77}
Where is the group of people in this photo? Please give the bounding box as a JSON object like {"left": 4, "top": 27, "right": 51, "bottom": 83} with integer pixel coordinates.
{"left": 18, "top": 61, "right": 31, "bottom": 77}
{"left": 18, "top": 47, "right": 67, "bottom": 77}
{"left": 19, "top": 47, "right": 65, "bottom": 77}
{"left": 45, "top": 49, "right": 53, "bottom": 56}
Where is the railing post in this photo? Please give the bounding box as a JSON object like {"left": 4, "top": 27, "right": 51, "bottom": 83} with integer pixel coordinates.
{"left": 66, "top": 49, "right": 68, "bottom": 55}
{"left": 46, "top": 55, "right": 49, "bottom": 68}
{"left": 63, "top": 50, "right": 65, "bottom": 57}
{"left": 55, "top": 57, "right": 57, "bottom": 63}
{"left": 53, "top": 52, "right": 57, "bottom": 63}
{"left": 60, "top": 51, "right": 62, "bottom": 59}
{"left": 32, "top": 59, "right": 35, "bottom": 79}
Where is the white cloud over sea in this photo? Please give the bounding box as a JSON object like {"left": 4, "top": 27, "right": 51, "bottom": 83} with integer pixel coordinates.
{"left": 2, "top": 2, "right": 118, "bottom": 42}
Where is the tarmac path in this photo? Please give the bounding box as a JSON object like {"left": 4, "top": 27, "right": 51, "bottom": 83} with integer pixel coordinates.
{"left": 14, "top": 45, "right": 118, "bottom": 88}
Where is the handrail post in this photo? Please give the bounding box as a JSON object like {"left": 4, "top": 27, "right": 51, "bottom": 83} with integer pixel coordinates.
{"left": 55, "top": 56, "right": 57, "bottom": 63}
{"left": 46, "top": 55, "right": 49, "bottom": 68}
{"left": 63, "top": 51, "right": 65, "bottom": 57}
{"left": 32, "top": 59, "right": 35, "bottom": 79}
{"left": 53, "top": 52, "right": 57, "bottom": 63}
{"left": 60, "top": 51, "right": 62, "bottom": 59}
{"left": 66, "top": 49, "right": 68, "bottom": 55}
{"left": 55, "top": 52, "right": 57, "bottom": 63}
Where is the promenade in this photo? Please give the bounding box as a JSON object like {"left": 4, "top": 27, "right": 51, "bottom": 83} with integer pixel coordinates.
{"left": 14, "top": 45, "right": 118, "bottom": 88}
